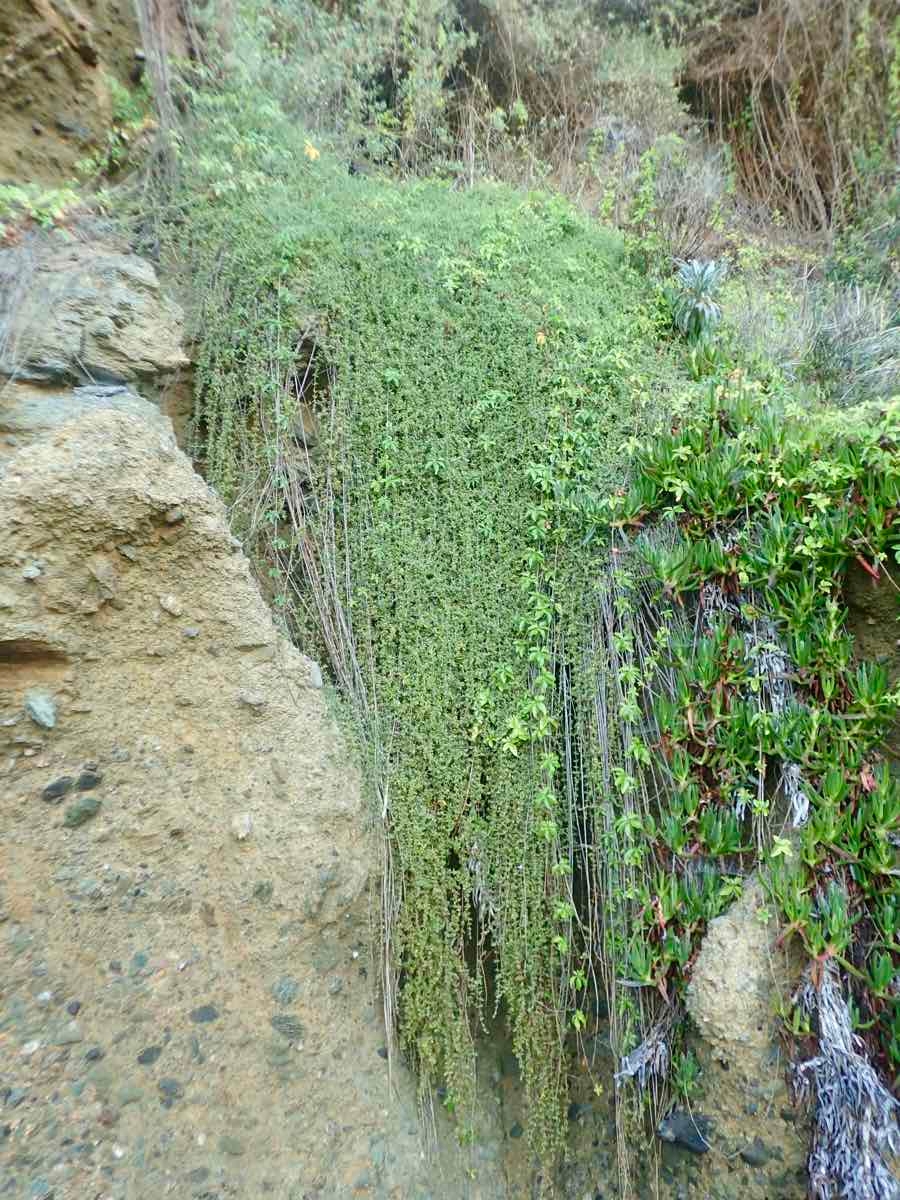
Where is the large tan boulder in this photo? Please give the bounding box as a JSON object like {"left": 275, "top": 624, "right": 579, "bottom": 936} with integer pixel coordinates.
{"left": 0, "top": 236, "right": 189, "bottom": 385}
{"left": 0, "top": 411, "right": 501, "bottom": 1197}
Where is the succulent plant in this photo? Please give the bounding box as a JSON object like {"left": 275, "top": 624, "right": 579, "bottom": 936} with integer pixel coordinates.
{"left": 670, "top": 258, "right": 728, "bottom": 342}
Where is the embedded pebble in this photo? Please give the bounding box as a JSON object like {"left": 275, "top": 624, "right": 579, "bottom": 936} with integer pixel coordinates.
{"left": 54, "top": 1022, "right": 83, "bottom": 1045}
{"left": 270, "top": 1013, "right": 304, "bottom": 1042}
{"left": 158, "top": 1078, "right": 183, "bottom": 1106}
{"left": 24, "top": 690, "right": 56, "bottom": 730}
{"left": 63, "top": 796, "right": 101, "bottom": 828}
{"left": 272, "top": 976, "right": 300, "bottom": 1006}
{"left": 190, "top": 1004, "right": 219, "bottom": 1024}
{"left": 159, "top": 593, "right": 183, "bottom": 616}
{"left": 41, "top": 777, "right": 74, "bottom": 802}
{"left": 231, "top": 812, "right": 253, "bottom": 841}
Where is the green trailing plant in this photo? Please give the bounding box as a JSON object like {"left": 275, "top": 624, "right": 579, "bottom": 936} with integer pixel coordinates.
{"left": 169, "top": 65, "right": 701, "bottom": 1188}
{"left": 147, "top": 8, "right": 900, "bottom": 1194}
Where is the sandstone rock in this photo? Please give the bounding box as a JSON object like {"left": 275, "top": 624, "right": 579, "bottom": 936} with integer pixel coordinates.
{"left": 686, "top": 876, "right": 785, "bottom": 1057}
{"left": 0, "top": 381, "right": 175, "bottom": 473}
{"left": 0, "top": 238, "right": 188, "bottom": 385}
{"left": 684, "top": 876, "right": 808, "bottom": 1197}
{"left": 1, "top": 410, "right": 497, "bottom": 1198}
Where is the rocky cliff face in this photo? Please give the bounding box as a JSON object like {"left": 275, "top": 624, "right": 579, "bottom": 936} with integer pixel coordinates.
{"left": 0, "top": 231, "right": 516, "bottom": 1198}
{"left": 0, "top": 229, "right": 191, "bottom": 472}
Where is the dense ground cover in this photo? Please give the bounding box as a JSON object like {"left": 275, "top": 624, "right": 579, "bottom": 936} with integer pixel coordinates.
{"left": 146, "top": 5, "right": 899, "bottom": 1193}
{"left": 179, "top": 104, "right": 705, "bottom": 1165}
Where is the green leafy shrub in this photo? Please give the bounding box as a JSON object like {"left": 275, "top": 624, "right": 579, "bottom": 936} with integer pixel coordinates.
{"left": 0, "top": 184, "right": 82, "bottom": 236}
{"left": 601, "top": 383, "right": 900, "bottom": 1121}
{"left": 76, "top": 76, "right": 155, "bottom": 180}
{"left": 170, "top": 76, "right": 698, "bottom": 1174}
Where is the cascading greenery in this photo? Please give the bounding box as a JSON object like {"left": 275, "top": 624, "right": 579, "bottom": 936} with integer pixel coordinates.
{"left": 172, "top": 82, "right": 699, "bottom": 1170}
{"left": 161, "top": 36, "right": 899, "bottom": 1194}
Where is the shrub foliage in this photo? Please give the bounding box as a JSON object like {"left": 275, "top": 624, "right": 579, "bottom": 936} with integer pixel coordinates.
{"left": 177, "top": 87, "right": 696, "bottom": 1174}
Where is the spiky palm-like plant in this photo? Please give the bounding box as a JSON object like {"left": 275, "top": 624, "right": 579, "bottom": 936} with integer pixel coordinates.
{"left": 671, "top": 258, "right": 728, "bottom": 342}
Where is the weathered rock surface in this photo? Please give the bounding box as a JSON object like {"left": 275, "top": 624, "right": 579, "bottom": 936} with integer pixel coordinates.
{"left": 0, "top": 411, "right": 511, "bottom": 1198}
{"left": 0, "top": 236, "right": 188, "bottom": 385}
{"left": 680, "top": 876, "right": 808, "bottom": 1198}
{"left": 0, "top": 0, "right": 140, "bottom": 183}
{"left": 687, "top": 876, "right": 787, "bottom": 1057}
{"left": 1, "top": 380, "right": 174, "bottom": 472}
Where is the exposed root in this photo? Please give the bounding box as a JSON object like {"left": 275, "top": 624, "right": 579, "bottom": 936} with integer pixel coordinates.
{"left": 794, "top": 962, "right": 900, "bottom": 1200}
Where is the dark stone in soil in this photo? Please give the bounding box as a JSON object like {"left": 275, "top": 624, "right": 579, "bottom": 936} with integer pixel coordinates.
{"left": 158, "top": 1078, "right": 184, "bottom": 1106}
{"left": 66, "top": 1000, "right": 81, "bottom": 1016}
{"left": 42, "top": 777, "right": 74, "bottom": 802}
{"left": 189, "top": 1004, "right": 219, "bottom": 1024}
{"left": 270, "top": 1013, "right": 304, "bottom": 1042}
{"left": 76, "top": 770, "right": 102, "bottom": 791}
{"left": 85, "top": 1047, "right": 104, "bottom": 1062}
{"left": 657, "top": 1109, "right": 713, "bottom": 1154}
{"left": 63, "top": 795, "right": 101, "bottom": 828}
{"left": 137, "top": 1045, "right": 162, "bottom": 1066}
{"left": 740, "top": 1137, "right": 772, "bottom": 1168}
